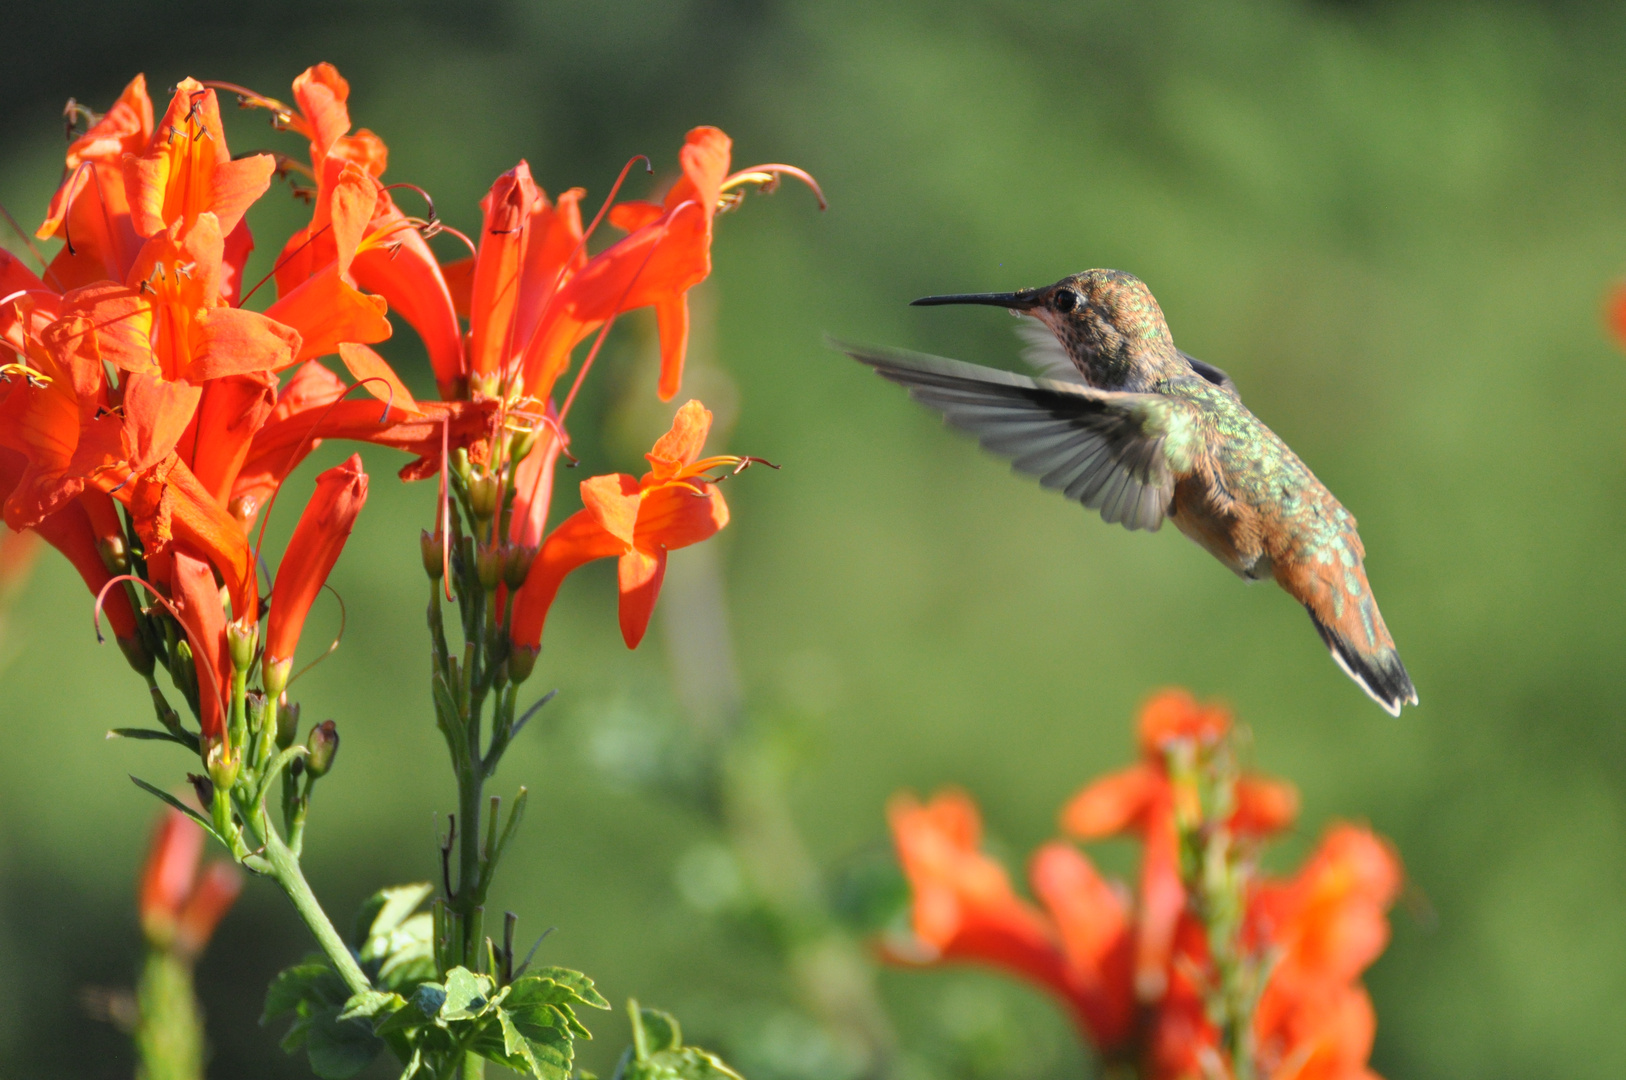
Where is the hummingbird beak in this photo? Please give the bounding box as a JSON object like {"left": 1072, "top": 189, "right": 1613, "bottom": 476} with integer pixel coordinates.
{"left": 911, "top": 289, "right": 1044, "bottom": 311}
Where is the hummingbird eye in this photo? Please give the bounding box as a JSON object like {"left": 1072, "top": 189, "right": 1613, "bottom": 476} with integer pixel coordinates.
{"left": 1051, "top": 289, "right": 1079, "bottom": 313}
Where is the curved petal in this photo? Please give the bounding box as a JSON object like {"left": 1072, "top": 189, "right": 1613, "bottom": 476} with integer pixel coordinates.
{"left": 634, "top": 483, "right": 728, "bottom": 551}
{"left": 616, "top": 546, "right": 666, "bottom": 648}
{"left": 1059, "top": 764, "right": 1161, "bottom": 839}
{"left": 509, "top": 508, "right": 630, "bottom": 651}
{"left": 191, "top": 307, "right": 301, "bottom": 380}
{"left": 264, "top": 263, "right": 391, "bottom": 363}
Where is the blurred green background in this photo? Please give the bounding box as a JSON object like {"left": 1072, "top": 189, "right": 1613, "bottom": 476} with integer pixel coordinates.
{"left": 4, "top": 0, "right": 1626, "bottom": 1076}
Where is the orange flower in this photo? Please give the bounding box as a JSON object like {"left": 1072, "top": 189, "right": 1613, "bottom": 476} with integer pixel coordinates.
{"left": 140, "top": 805, "right": 242, "bottom": 960}
{"left": 509, "top": 400, "right": 741, "bottom": 651}
{"left": 886, "top": 790, "right": 1136, "bottom": 1050}
{"left": 1249, "top": 825, "right": 1402, "bottom": 1080}
{"left": 1060, "top": 689, "right": 1298, "bottom": 1001}
{"left": 261, "top": 454, "right": 368, "bottom": 695}
{"left": 35, "top": 74, "right": 154, "bottom": 290}
{"left": 263, "top": 63, "right": 464, "bottom": 397}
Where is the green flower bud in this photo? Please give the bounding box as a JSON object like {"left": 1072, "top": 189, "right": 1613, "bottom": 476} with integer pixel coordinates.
{"left": 475, "top": 546, "right": 503, "bottom": 590}
{"left": 117, "top": 633, "right": 155, "bottom": 677}
{"left": 305, "top": 720, "right": 339, "bottom": 778}
{"left": 227, "top": 618, "right": 258, "bottom": 673}
{"left": 508, "top": 644, "right": 538, "bottom": 685}
{"left": 97, "top": 533, "right": 128, "bottom": 574}
{"left": 468, "top": 473, "right": 500, "bottom": 521}
{"left": 504, "top": 544, "right": 536, "bottom": 590}
{"left": 421, "top": 529, "right": 445, "bottom": 580}
{"left": 276, "top": 698, "right": 300, "bottom": 750}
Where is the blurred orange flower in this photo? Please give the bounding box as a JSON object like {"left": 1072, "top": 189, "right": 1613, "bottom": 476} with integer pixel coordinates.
{"left": 884, "top": 691, "right": 1399, "bottom": 1080}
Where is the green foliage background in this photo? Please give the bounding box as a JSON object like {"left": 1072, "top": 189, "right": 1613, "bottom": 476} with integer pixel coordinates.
{"left": 3, "top": 1, "right": 1626, "bottom": 1076}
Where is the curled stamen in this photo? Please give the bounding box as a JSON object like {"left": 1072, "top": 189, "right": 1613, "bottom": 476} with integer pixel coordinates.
{"left": 201, "top": 81, "right": 296, "bottom": 130}
{"left": 379, "top": 181, "right": 437, "bottom": 223}
{"left": 237, "top": 222, "right": 331, "bottom": 307}
{"left": 0, "top": 362, "right": 53, "bottom": 388}
{"left": 721, "top": 164, "right": 828, "bottom": 211}
{"left": 93, "top": 573, "right": 228, "bottom": 726}
{"left": 285, "top": 583, "right": 347, "bottom": 688}
{"left": 62, "top": 97, "right": 102, "bottom": 139}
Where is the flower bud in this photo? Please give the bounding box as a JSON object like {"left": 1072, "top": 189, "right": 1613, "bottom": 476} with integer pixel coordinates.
{"left": 262, "top": 655, "right": 292, "bottom": 702}
{"left": 475, "top": 545, "right": 503, "bottom": 590}
{"left": 421, "top": 529, "right": 444, "bottom": 579}
{"left": 96, "top": 533, "right": 128, "bottom": 574}
{"left": 276, "top": 697, "right": 300, "bottom": 750}
{"left": 305, "top": 720, "right": 339, "bottom": 778}
{"left": 187, "top": 772, "right": 215, "bottom": 808}
{"left": 508, "top": 427, "right": 538, "bottom": 466}
{"left": 468, "top": 473, "right": 500, "bottom": 521}
{"left": 205, "top": 739, "right": 238, "bottom": 795}
{"left": 504, "top": 544, "right": 537, "bottom": 590}
{"left": 508, "top": 643, "right": 538, "bottom": 685}
{"left": 227, "top": 617, "right": 258, "bottom": 673}
{"left": 118, "top": 633, "right": 155, "bottom": 677}
{"left": 452, "top": 447, "right": 471, "bottom": 482}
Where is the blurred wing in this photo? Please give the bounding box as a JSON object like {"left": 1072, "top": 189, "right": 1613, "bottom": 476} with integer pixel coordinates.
{"left": 1179, "top": 350, "right": 1237, "bottom": 395}
{"left": 1015, "top": 321, "right": 1086, "bottom": 382}
{"left": 836, "top": 341, "right": 1202, "bottom": 532}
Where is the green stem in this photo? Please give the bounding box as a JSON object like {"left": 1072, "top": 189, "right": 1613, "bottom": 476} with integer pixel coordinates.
{"left": 262, "top": 828, "right": 371, "bottom": 996}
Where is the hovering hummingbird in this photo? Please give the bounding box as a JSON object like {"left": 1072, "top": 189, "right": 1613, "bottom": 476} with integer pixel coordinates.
{"left": 838, "top": 269, "right": 1417, "bottom": 715}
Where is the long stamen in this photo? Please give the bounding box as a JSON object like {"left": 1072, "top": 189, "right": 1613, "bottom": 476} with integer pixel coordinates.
{"left": 237, "top": 222, "right": 331, "bottom": 307}
{"left": 202, "top": 81, "right": 300, "bottom": 133}
{"left": 93, "top": 573, "right": 228, "bottom": 727}
{"left": 1, "top": 196, "right": 62, "bottom": 280}
{"left": 720, "top": 164, "right": 827, "bottom": 210}
{"left": 556, "top": 199, "right": 693, "bottom": 425}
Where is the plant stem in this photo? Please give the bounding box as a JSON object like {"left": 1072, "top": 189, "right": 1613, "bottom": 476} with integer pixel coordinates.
{"left": 262, "top": 828, "right": 371, "bottom": 996}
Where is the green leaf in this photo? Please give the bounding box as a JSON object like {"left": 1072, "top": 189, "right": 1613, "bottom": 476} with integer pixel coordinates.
{"left": 264, "top": 963, "right": 348, "bottom": 1024}
{"left": 338, "top": 989, "right": 404, "bottom": 1022}
{"left": 441, "top": 967, "right": 491, "bottom": 1020}
{"left": 374, "top": 989, "right": 438, "bottom": 1039}
{"left": 396, "top": 1047, "right": 424, "bottom": 1080}
{"left": 304, "top": 1005, "right": 384, "bottom": 1079}
{"left": 630, "top": 1001, "right": 680, "bottom": 1057}
{"left": 622, "top": 1000, "right": 744, "bottom": 1080}
{"left": 129, "top": 775, "right": 223, "bottom": 845}
{"left": 107, "top": 727, "right": 191, "bottom": 744}
{"left": 528, "top": 966, "right": 610, "bottom": 1010}
{"left": 354, "top": 883, "right": 435, "bottom": 947}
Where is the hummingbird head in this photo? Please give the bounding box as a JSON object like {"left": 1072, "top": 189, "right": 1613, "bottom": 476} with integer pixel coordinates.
{"left": 912, "top": 269, "right": 1180, "bottom": 390}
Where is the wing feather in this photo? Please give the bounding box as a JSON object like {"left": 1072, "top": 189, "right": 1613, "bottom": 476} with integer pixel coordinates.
{"left": 835, "top": 341, "right": 1201, "bottom": 533}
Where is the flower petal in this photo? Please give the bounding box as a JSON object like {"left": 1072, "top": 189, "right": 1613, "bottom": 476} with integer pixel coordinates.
{"left": 616, "top": 546, "right": 666, "bottom": 648}
{"left": 509, "top": 507, "right": 631, "bottom": 651}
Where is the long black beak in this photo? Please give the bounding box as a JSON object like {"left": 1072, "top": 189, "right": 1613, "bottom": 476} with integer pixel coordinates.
{"left": 911, "top": 289, "right": 1043, "bottom": 310}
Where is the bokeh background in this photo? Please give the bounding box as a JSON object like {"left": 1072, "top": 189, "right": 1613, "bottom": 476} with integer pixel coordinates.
{"left": 4, "top": 1, "right": 1626, "bottom": 1076}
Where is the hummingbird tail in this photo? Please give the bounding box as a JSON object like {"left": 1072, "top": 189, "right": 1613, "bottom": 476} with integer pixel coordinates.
{"left": 1276, "top": 555, "right": 1418, "bottom": 716}
{"left": 1306, "top": 609, "right": 1418, "bottom": 717}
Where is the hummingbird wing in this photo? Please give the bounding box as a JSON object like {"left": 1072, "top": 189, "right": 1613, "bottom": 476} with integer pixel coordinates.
{"left": 1178, "top": 351, "right": 1238, "bottom": 395}
{"left": 836, "top": 342, "right": 1201, "bottom": 532}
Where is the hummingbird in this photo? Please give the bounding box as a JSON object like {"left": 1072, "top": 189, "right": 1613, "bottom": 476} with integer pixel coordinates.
{"left": 837, "top": 269, "right": 1417, "bottom": 715}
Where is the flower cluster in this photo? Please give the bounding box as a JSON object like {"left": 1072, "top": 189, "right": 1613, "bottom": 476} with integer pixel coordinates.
{"left": 0, "top": 63, "right": 814, "bottom": 780}
{"left": 886, "top": 690, "right": 1401, "bottom": 1080}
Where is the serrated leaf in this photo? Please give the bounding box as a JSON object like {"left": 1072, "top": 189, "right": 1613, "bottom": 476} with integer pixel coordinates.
{"left": 305, "top": 1005, "right": 384, "bottom": 1079}
{"left": 264, "top": 963, "right": 348, "bottom": 1024}
{"left": 406, "top": 982, "right": 446, "bottom": 1025}
{"left": 354, "top": 883, "right": 435, "bottom": 948}
{"left": 396, "top": 1047, "right": 424, "bottom": 1080}
{"left": 338, "top": 989, "right": 404, "bottom": 1022}
{"left": 280, "top": 1014, "right": 314, "bottom": 1053}
{"left": 529, "top": 966, "right": 610, "bottom": 1010}
{"left": 633, "top": 1005, "right": 680, "bottom": 1056}
{"left": 644, "top": 1047, "right": 745, "bottom": 1080}
{"left": 441, "top": 967, "right": 491, "bottom": 1020}
{"left": 552, "top": 1002, "right": 591, "bottom": 1039}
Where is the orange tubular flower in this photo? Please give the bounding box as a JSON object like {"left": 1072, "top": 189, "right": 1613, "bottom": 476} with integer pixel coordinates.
{"left": 1249, "top": 825, "right": 1402, "bottom": 1080}
{"left": 263, "top": 63, "right": 465, "bottom": 398}
{"left": 886, "top": 790, "right": 1136, "bottom": 1051}
{"left": 262, "top": 454, "right": 368, "bottom": 694}
{"left": 140, "top": 805, "right": 243, "bottom": 960}
{"left": 36, "top": 74, "right": 154, "bottom": 290}
{"left": 509, "top": 400, "right": 742, "bottom": 652}
{"left": 1060, "top": 689, "right": 1298, "bottom": 1001}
